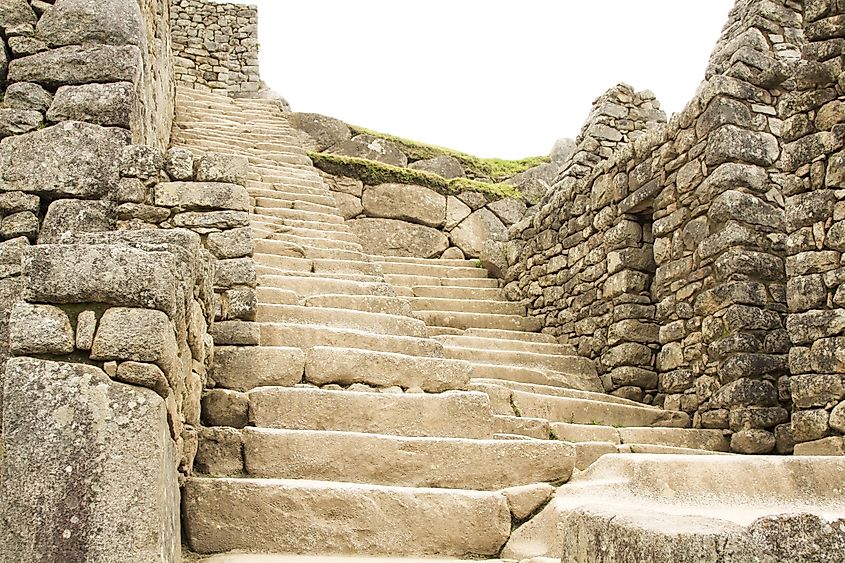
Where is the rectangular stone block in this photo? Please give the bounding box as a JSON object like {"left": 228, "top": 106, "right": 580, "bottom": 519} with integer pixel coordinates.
{"left": 154, "top": 182, "right": 250, "bottom": 212}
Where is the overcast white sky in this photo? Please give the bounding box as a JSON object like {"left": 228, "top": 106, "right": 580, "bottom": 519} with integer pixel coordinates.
{"left": 226, "top": 1, "right": 735, "bottom": 158}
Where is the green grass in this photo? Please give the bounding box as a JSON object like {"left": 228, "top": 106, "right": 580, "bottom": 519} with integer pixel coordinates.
{"left": 348, "top": 124, "right": 549, "bottom": 182}
{"left": 309, "top": 151, "right": 523, "bottom": 199}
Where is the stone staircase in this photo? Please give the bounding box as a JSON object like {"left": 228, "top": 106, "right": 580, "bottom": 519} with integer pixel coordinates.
{"left": 171, "top": 88, "right": 732, "bottom": 560}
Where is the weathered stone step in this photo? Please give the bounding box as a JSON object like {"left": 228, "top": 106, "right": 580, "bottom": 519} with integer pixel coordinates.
{"left": 252, "top": 195, "right": 336, "bottom": 215}
{"left": 257, "top": 265, "right": 382, "bottom": 284}
{"left": 239, "top": 428, "right": 575, "bottom": 489}
{"left": 304, "top": 346, "right": 471, "bottom": 392}
{"left": 411, "top": 285, "right": 504, "bottom": 301}
{"left": 443, "top": 346, "right": 594, "bottom": 376}
{"left": 385, "top": 274, "right": 500, "bottom": 289}
{"left": 256, "top": 173, "right": 324, "bottom": 189}
{"left": 435, "top": 335, "right": 573, "bottom": 355}
{"left": 494, "top": 415, "right": 551, "bottom": 440}
{"left": 409, "top": 298, "right": 525, "bottom": 316}
{"left": 257, "top": 287, "right": 299, "bottom": 306}
{"left": 247, "top": 184, "right": 337, "bottom": 206}
{"left": 259, "top": 274, "right": 394, "bottom": 298}
{"left": 255, "top": 254, "right": 379, "bottom": 277}
{"left": 416, "top": 311, "right": 542, "bottom": 332}
{"left": 471, "top": 379, "right": 631, "bottom": 407}
{"left": 198, "top": 555, "right": 514, "bottom": 563}
{"left": 511, "top": 390, "right": 690, "bottom": 428}
{"left": 255, "top": 231, "right": 363, "bottom": 252}
{"left": 183, "top": 477, "right": 511, "bottom": 558}
{"left": 375, "top": 261, "right": 491, "bottom": 279}
{"left": 253, "top": 205, "right": 345, "bottom": 225}
{"left": 260, "top": 323, "right": 443, "bottom": 357}
{"left": 256, "top": 304, "right": 426, "bottom": 337}
{"left": 552, "top": 422, "right": 730, "bottom": 451}
{"left": 467, "top": 362, "right": 604, "bottom": 392}
{"left": 254, "top": 238, "right": 365, "bottom": 260}
{"left": 212, "top": 346, "right": 305, "bottom": 391}
{"left": 502, "top": 454, "right": 845, "bottom": 561}
{"left": 249, "top": 387, "right": 494, "bottom": 438}
{"left": 570, "top": 441, "right": 727, "bottom": 471}
{"left": 304, "top": 294, "right": 413, "bottom": 316}
{"left": 251, "top": 216, "right": 356, "bottom": 241}
{"left": 465, "top": 328, "right": 558, "bottom": 344}
{"left": 370, "top": 254, "right": 481, "bottom": 267}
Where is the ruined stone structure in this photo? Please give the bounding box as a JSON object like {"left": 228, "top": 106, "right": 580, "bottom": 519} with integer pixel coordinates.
{"left": 1, "top": 0, "right": 845, "bottom": 562}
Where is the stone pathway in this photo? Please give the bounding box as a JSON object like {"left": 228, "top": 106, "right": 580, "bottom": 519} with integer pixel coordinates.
{"left": 171, "top": 88, "right": 830, "bottom": 561}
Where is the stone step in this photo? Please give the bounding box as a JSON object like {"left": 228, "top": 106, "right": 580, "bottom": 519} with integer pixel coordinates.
{"left": 385, "top": 274, "right": 500, "bottom": 289}
{"left": 252, "top": 195, "right": 337, "bottom": 216}
{"left": 212, "top": 346, "right": 305, "bottom": 392}
{"left": 416, "top": 311, "right": 542, "bottom": 332}
{"left": 375, "top": 261, "right": 491, "bottom": 279}
{"left": 370, "top": 254, "right": 480, "bottom": 267}
{"left": 251, "top": 217, "right": 357, "bottom": 241}
{"left": 253, "top": 205, "right": 345, "bottom": 225}
{"left": 255, "top": 254, "right": 379, "bottom": 277}
{"left": 551, "top": 422, "right": 730, "bottom": 451}
{"left": 183, "top": 478, "right": 511, "bottom": 558}
{"left": 256, "top": 304, "right": 426, "bottom": 337}
{"left": 493, "top": 415, "right": 551, "bottom": 440}
{"left": 304, "top": 294, "right": 413, "bottom": 316}
{"left": 471, "top": 379, "right": 637, "bottom": 407}
{"left": 411, "top": 285, "right": 504, "bottom": 301}
{"left": 247, "top": 185, "right": 337, "bottom": 206}
{"left": 257, "top": 265, "right": 382, "bottom": 284}
{"left": 258, "top": 274, "right": 394, "bottom": 298}
{"left": 258, "top": 232, "right": 364, "bottom": 253}
{"left": 409, "top": 297, "right": 525, "bottom": 316}
{"left": 435, "top": 335, "right": 574, "bottom": 356}
{"left": 248, "top": 387, "right": 494, "bottom": 438}
{"left": 254, "top": 238, "right": 366, "bottom": 260}
{"left": 197, "top": 555, "right": 514, "bottom": 563}
{"left": 502, "top": 454, "right": 845, "bottom": 561}
{"left": 465, "top": 328, "right": 558, "bottom": 344}
{"left": 260, "top": 323, "right": 443, "bottom": 357}
{"left": 257, "top": 287, "right": 299, "bottom": 305}
{"left": 304, "top": 346, "right": 471, "bottom": 392}
{"left": 511, "top": 390, "right": 690, "bottom": 428}
{"left": 468, "top": 362, "right": 604, "bottom": 393}
{"left": 443, "top": 345, "right": 595, "bottom": 376}
{"left": 239, "top": 428, "right": 575, "bottom": 489}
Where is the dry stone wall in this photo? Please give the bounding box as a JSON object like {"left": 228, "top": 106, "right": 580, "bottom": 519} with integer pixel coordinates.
{"left": 504, "top": 0, "right": 814, "bottom": 454}
{"left": 170, "top": 0, "right": 262, "bottom": 97}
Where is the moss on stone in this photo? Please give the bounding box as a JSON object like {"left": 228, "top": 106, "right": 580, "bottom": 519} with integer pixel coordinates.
{"left": 347, "top": 125, "right": 549, "bottom": 181}
{"left": 308, "top": 151, "right": 523, "bottom": 199}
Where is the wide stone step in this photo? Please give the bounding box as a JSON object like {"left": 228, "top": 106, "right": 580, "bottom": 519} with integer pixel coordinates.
{"left": 375, "top": 261, "right": 491, "bottom": 279}
{"left": 502, "top": 454, "right": 845, "bottom": 561}
{"left": 512, "top": 390, "right": 690, "bottom": 428}
{"left": 409, "top": 297, "right": 526, "bottom": 316}
{"left": 386, "top": 274, "right": 500, "bottom": 289}
{"left": 183, "top": 478, "right": 511, "bottom": 558}
{"left": 472, "top": 379, "right": 635, "bottom": 407}
{"left": 256, "top": 304, "right": 426, "bottom": 337}
{"left": 260, "top": 323, "right": 443, "bottom": 356}
{"left": 304, "top": 294, "right": 413, "bottom": 316}
{"left": 416, "top": 311, "right": 542, "bottom": 332}
{"left": 436, "top": 335, "right": 574, "bottom": 356}
{"left": 259, "top": 274, "right": 394, "bottom": 298}
{"left": 252, "top": 195, "right": 337, "bottom": 216}
{"left": 468, "top": 362, "right": 604, "bottom": 393}
{"left": 249, "top": 387, "right": 494, "bottom": 438}
{"left": 212, "top": 346, "right": 305, "bottom": 392}
{"left": 253, "top": 205, "right": 345, "bottom": 225}
{"left": 198, "top": 556, "right": 514, "bottom": 563}
{"left": 257, "top": 265, "right": 382, "bottom": 284}
{"left": 240, "top": 428, "right": 575, "bottom": 489}
{"left": 304, "top": 346, "right": 471, "bottom": 392}
{"left": 370, "top": 254, "right": 480, "bottom": 267}
{"left": 443, "top": 345, "right": 595, "bottom": 376}
{"left": 251, "top": 217, "right": 357, "bottom": 241}
{"left": 248, "top": 185, "right": 337, "bottom": 206}
{"left": 254, "top": 238, "right": 366, "bottom": 260}
{"left": 256, "top": 231, "right": 364, "bottom": 252}
{"left": 465, "top": 328, "right": 558, "bottom": 344}
{"left": 551, "top": 422, "right": 730, "bottom": 451}
{"left": 493, "top": 415, "right": 551, "bottom": 440}
{"left": 411, "top": 285, "right": 504, "bottom": 301}
{"left": 255, "top": 254, "right": 379, "bottom": 277}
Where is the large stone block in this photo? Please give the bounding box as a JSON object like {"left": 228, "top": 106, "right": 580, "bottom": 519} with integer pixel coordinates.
{"left": 35, "top": 0, "right": 143, "bottom": 47}
{"left": 154, "top": 182, "right": 250, "bottom": 212}
{"left": 22, "top": 244, "right": 178, "bottom": 316}
{"left": 1, "top": 358, "right": 179, "bottom": 562}
{"left": 0, "top": 0, "right": 37, "bottom": 31}
{"left": 348, "top": 217, "right": 448, "bottom": 258}
{"left": 46, "top": 82, "right": 135, "bottom": 128}
{"left": 0, "top": 121, "right": 128, "bottom": 198}
{"left": 8, "top": 44, "right": 141, "bottom": 88}
{"left": 328, "top": 134, "right": 408, "bottom": 167}
{"left": 8, "top": 302, "right": 74, "bottom": 356}
{"left": 0, "top": 108, "right": 43, "bottom": 138}
{"left": 90, "top": 307, "right": 178, "bottom": 367}
{"left": 450, "top": 208, "right": 507, "bottom": 258}
{"left": 361, "top": 183, "right": 447, "bottom": 228}
{"left": 38, "top": 200, "right": 115, "bottom": 244}
{"left": 705, "top": 125, "right": 779, "bottom": 167}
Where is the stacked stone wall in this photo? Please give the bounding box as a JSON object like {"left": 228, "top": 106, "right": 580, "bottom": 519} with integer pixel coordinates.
{"left": 505, "top": 0, "right": 808, "bottom": 454}
{"left": 170, "top": 0, "right": 261, "bottom": 97}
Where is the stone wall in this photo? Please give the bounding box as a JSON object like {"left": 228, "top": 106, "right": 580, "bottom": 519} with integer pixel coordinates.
{"left": 170, "top": 0, "right": 262, "bottom": 97}
{"left": 504, "top": 0, "right": 810, "bottom": 454}
{"left": 782, "top": 2, "right": 845, "bottom": 455}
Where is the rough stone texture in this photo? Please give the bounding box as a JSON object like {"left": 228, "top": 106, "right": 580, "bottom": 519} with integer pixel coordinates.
{"left": 329, "top": 134, "right": 408, "bottom": 167}
{"left": 408, "top": 155, "right": 465, "bottom": 179}
{"left": 2, "top": 82, "right": 53, "bottom": 112}
{"left": 154, "top": 182, "right": 250, "bottom": 212}
{"left": 38, "top": 200, "right": 115, "bottom": 244}
{"left": 0, "top": 108, "right": 43, "bottom": 138}
{"left": 289, "top": 113, "right": 351, "bottom": 151}
{"left": 8, "top": 44, "right": 142, "bottom": 88}
{"left": 1, "top": 358, "right": 179, "bottom": 563}
{"left": 349, "top": 218, "right": 449, "bottom": 258}
{"left": 8, "top": 302, "right": 74, "bottom": 356}
{"left": 35, "top": 0, "right": 144, "bottom": 47}
{"left": 361, "top": 183, "right": 447, "bottom": 228}
{"left": 47, "top": 82, "right": 136, "bottom": 127}
{"left": 0, "top": 121, "right": 128, "bottom": 198}
{"left": 90, "top": 307, "right": 178, "bottom": 367}
{"left": 450, "top": 208, "right": 507, "bottom": 258}
{"left": 195, "top": 153, "right": 249, "bottom": 185}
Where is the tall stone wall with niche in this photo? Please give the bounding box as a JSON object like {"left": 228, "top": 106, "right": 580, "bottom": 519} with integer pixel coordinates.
{"left": 782, "top": 2, "right": 845, "bottom": 455}
{"left": 170, "top": 0, "right": 262, "bottom": 97}
{"left": 504, "top": 0, "right": 808, "bottom": 454}
{"left": 0, "top": 1, "right": 259, "bottom": 561}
